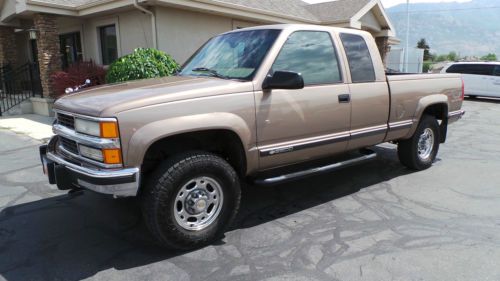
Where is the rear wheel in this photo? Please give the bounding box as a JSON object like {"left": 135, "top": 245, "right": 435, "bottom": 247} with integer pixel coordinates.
{"left": 141, "top": 151, "right": 241, "bottom": 250}
{"left": 398, "top": 115, "right": 440, "bottom": 170}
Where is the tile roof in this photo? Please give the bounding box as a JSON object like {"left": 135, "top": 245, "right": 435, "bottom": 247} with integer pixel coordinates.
{"left": 213, "top": 0, "right": 317, "bottom": 21}
{"left": 305, "top": 0, "right": 372, "bottom": 22}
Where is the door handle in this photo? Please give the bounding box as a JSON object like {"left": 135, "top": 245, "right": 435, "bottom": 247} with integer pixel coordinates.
{"left": 338, "top": 94, "right": 351, "bottom": 103}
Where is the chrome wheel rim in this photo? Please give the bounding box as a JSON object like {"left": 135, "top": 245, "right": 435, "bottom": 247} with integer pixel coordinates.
{"left": 417, "top": 128, "right": 434, "bottom": 161}
{"left": 173, "top": 176, "right": 224, "bottom": 231}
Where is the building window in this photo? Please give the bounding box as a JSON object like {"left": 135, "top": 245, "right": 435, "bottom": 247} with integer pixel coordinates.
{"left": 99, "top": 25, "right": 118, "bottom": 65}
{"left": 59, "top": 32, "right": 83, "bottom": 69}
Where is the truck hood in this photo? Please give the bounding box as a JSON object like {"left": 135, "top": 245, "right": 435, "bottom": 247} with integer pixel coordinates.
{"left": 54, "top": 76, "right": 254, "bottom": 117}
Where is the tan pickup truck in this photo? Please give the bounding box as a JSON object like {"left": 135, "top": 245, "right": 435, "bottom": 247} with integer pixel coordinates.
{"left": 40, "top": 24, "right": 465, "bottom": 249}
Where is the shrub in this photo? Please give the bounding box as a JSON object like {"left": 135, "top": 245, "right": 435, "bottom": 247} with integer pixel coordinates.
{"left": 105, "top": 48, "right": 179, "bottom": 83}
{"left": 423, "top": 61, "right": 433, "bottom": 73}
{"left": 51, "top": 61, "right": 107, "bottom": 98}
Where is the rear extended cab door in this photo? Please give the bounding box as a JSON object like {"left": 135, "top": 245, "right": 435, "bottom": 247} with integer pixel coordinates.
{"left": 253, "top": 28, "right": 351, "bottom": 170}
{"left": 336, "top": 32, "right": 390, "bottom": 151}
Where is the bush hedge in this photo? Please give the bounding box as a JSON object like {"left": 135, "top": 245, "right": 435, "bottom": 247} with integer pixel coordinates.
{"left": 106, "top": 48, "right": 179, "bottom": 83}
{"left": 51, "top": 61, "right": 106, "bottom": 98}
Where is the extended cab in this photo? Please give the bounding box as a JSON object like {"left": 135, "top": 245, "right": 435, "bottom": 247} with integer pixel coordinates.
{"left": 40, "top": 24, "right": 465, "bottom": 249}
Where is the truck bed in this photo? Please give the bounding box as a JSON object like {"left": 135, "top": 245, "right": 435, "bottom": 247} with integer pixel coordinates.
{"left": 384, "top": 73, "right": 463, "bottom": 141}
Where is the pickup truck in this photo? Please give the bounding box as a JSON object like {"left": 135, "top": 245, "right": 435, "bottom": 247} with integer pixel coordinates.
{"left": 40, "top": 24, "right": 465, "bottom": 250}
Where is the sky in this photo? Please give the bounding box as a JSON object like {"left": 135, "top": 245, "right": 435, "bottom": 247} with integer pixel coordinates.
{"left": 303, "top": 0, "right": 472, "bottom": 8}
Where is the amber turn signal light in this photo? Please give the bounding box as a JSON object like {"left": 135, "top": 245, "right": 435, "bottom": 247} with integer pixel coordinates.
{"left": 100, "top": 122, "right": 119, "bottom": 138}
{"left": 103, "top": 149, "right": 122, "bottom": 164}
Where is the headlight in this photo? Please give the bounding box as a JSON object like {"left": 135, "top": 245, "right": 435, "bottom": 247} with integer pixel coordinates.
{"left": 79, "top": 145, "right": 104, "bottom": 162}
{"left": 74, "top": 118, "right": 100, "bottom": 137}
{"left": 74, "top": 118, "right": 119, "bottom": 138}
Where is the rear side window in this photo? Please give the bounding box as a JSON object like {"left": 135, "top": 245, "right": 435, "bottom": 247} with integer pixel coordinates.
{"left": 493, "top": 66, "right": 500, "bottom": 76}
{"left": 340, "top": 33, "right": 376, "bottom": 83}
{"left": 271, "top": 31, "right": 342, "bottom": 85}
{"left": 446, "top": 64, "right": 495, "bottom": 76}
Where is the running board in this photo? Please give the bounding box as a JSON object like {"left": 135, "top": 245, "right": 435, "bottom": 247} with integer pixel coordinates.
{"left": 254, "top": 150, "right": 377, "bottom": 186}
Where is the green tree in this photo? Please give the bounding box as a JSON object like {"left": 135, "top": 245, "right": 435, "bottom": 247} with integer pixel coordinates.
{"left": 416, "top": 38, "right": 432, "bottom": 61}
{"left": 447, "top": 51, "right": 459, "bottom": 62}
{"left": 435, "top": 54, "right": 448, "bottom": 62}
{"left": 423, "top": 61, "right": 433, "bottom": 73}
{"left": 480, "top": 53, "right": 497, "bottom": 61}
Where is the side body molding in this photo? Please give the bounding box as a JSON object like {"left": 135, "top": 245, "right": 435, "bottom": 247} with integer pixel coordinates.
{"left": 126, "top": 112, "right": 258, "bottom": 174}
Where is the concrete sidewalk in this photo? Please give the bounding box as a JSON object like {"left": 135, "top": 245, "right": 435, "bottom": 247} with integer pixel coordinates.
{"left": 0, "top": 114, "right": 54, "bottom": 141}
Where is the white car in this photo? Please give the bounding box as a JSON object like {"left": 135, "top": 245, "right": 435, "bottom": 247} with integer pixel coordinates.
{"left": 441, "top": 62, "right": 500, "bottom": 98}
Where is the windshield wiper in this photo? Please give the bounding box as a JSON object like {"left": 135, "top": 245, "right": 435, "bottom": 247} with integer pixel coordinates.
{"left": 191, "top": 67, "right": 229, "bottom": 79}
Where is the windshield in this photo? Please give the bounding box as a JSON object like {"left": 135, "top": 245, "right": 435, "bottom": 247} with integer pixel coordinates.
{"left": 179, "top": 29, "right": 282, "bottom": 81}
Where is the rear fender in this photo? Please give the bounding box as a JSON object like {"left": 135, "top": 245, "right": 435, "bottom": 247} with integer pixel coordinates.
{"left": 405, "top": 94, "right": 448, "bottom": 139}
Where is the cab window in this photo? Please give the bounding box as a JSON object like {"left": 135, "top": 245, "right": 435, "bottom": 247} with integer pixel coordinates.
{"left": 271, "top": 31, "right": 342, "bottom": 85}
{"left": 340, "top": 33, "right": 376, "bottom": 83}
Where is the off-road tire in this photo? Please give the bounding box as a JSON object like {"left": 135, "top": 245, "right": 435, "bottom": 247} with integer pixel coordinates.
{"left": 398, "top": 115, "right": 440, "bottom": 170}
{"left": 141, "top": 151, "right": 241, "bottom": 250}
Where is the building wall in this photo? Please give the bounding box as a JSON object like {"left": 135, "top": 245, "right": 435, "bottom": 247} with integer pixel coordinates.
{"left": 54, "top": 10, "right": 153, "bottom": 65}
{"left": 387, "top": 47, "right": 424, "bottom": 73}
{"left": 18, "top": 8, "right": 255, "bottom": 67}
{"left": 156, "top": 7, "right": 237, "bottom": 64}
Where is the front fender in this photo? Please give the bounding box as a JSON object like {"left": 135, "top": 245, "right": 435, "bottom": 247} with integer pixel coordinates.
{"left": 126, "top": 112, "right": 256, "bottom": 171}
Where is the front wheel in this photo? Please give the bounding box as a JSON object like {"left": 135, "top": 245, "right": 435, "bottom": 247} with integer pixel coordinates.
{"left": 397, "top": 115, "right": 440, "bottom": 170}
{"left": 141, "top": 151, "right": 241, "bottom": 250}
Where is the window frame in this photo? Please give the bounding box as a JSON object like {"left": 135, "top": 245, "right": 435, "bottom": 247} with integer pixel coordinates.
{"left": 339, "top": 33, "right": 376, "bottom": 84}
{"left": 268, "top": 30, "right": 344, "bottom": 87}
{"left": 98, "top": 24, "right": 118, "bottom": 66}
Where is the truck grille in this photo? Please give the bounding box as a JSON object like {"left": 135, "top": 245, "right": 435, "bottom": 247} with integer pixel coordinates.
{"left": 60, "top": 136, "right": 79, "bottom": 155}
{"left": 57, "top": 113, "right": 75, "bottom": 129}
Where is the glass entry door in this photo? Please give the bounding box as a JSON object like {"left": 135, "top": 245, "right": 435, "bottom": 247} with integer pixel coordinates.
{"left": 59, "top": 32, "right": 83, "bottom": 69}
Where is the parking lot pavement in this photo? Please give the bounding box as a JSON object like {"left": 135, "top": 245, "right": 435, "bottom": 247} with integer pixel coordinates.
{"left": 1, "top": 99, "right": 500, "bottom": 281}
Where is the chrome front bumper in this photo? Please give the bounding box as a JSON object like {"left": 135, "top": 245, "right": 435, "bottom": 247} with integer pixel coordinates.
{"left": 40, "top": 136, "right": 140, "bottom": 197}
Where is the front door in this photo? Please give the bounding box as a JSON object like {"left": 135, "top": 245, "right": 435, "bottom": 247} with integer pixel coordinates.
{"left": 59, "top": 32, "right": 83, "bottom": 69}
{"left": 256, "top": 30, "right": 351, "bottom": 169}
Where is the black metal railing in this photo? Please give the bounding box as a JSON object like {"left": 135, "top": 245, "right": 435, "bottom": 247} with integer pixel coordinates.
{"left": 0, "top": 63, "right": 42, "bottom": 116}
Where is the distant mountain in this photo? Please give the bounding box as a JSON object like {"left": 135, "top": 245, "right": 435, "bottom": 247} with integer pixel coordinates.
{"left": 386, "top": 0, "right": 500, "bottom": 57}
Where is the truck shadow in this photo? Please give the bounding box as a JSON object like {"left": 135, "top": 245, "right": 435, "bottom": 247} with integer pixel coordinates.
{"left": 0, "top": 145, "right": 414, "bottom": 281}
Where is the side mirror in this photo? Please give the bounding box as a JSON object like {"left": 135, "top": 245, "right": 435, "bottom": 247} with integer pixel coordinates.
{"left": 262, "top": 71, "right": 304, "bottom": 90}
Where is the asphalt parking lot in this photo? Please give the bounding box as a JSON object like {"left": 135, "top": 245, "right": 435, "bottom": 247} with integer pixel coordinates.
{"left": 1, "top": 99, "right": 500, "bottom": 281}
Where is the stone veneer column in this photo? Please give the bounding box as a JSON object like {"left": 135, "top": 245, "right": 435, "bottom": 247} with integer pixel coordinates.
{"left": 375, "top": 36, "right": 391, "bottom": 67}
{"left": 33, "top": 13, "right": 61, "bottom": 98}
{"left": 0, "top": 26, "right": 17, "bottom": 69}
